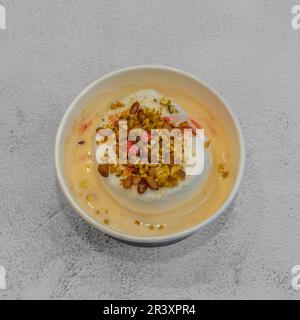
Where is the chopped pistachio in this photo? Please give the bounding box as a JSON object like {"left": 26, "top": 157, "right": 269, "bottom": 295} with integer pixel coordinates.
{"left": 109, "top": 165, "right": 116, "bottom": 174}
{"left": 79, "top": 180, "right": 88, "bottom": 189}
{"left": 160, "top": 96, "right": 171, "bottom": 106}
{"left": 204, "top": 140, "right": 211, "bottom": 148}
{"left": 170, "top": 165, "right": 179, "bottom": 176}
{"left": 99, "top": 104, "right": 188, "bottom": 194}
{"left": 116, "top": 171, "right": 123, "bottom": 177}
{"left": 220, "top": 171, "right": 230, "bottom": 179}
{"left": 218, "top": 164, "right": 226, "bottom": 172}
{"left": 168, "top": 104, "right": 175, "bottom": 113}
{"left": 110, "top": 101, "right": 124, "bottom": 110}
{"left": 218, "top": 163, "right": 229, "bottom": 179}
{"left": 86, "top": 194, "right": 94, "bottom": 202}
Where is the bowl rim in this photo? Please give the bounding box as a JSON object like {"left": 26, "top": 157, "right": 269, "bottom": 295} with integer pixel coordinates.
{"left": 55, "top": 64, "right": 246, "bottom": 244}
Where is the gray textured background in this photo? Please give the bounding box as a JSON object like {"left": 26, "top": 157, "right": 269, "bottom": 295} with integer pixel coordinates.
{"left": 0, "top": 0, "right": 299, "bottom": 300}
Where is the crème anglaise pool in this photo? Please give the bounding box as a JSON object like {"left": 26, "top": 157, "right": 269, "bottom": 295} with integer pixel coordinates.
{"left": 64, "top": 85, "right": 234, "bottom": 237}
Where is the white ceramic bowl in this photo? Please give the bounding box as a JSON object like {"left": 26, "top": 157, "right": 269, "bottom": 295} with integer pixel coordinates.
{"left": 55, "top": 65, "right": 245, "bottom": 246}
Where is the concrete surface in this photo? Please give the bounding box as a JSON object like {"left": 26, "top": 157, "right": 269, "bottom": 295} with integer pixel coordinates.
{"left": 0, "top": 0, "right": 300, "bottom": 300}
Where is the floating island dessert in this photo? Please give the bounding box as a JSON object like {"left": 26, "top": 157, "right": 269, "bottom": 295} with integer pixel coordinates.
{"left": 94, "top": 89, "right": 212, "bottom": 213}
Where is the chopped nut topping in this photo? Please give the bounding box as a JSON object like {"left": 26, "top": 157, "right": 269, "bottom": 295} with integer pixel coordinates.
{"left": 123, "top": 176, "right": 133, "bottom": 189}
{"left": 221, "top": 171, "right": 229, "bottom": 179}
{"left": 133, "top": 175, "right": 142, "bottom": 185}
{"left": 145, "top": 176, "right": 159, "bottom": 190}
{"left": 98, "top": 164, "right": 109, "bottom": 177}
{"left": 168, "top": 104, "right": 175, "bottom": 113}
{"left": 160, "top": 96, "right": 171, "bottom": 106}
{"left": 204, "top": 140, "right": 211, "bottom": 148}
{"left": 97, "top": 103, "right": 188, "bottom": 194}
{"left": 137, "top": 180, "right": 148, "bottom": 194}
{"left": 79, "top": 180, "right": 88, "bottom": 189}
{"left": 110, "top": 101, "right": 125, "bottom": 110}
{"left": 130, "top": 101, "right": 140, "bottom": 114}
{"left": 218, "top": 163, "right": 230, "bottom": 179}
{"left": 86, "top": 194, "right": 94, "bottom": 202}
